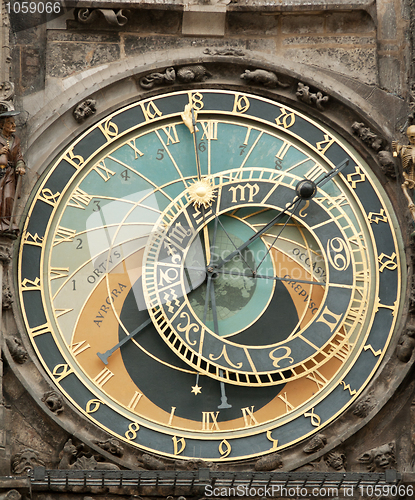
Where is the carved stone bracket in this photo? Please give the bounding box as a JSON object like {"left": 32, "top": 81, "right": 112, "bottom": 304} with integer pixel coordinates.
{"left": 138, "top": 65, "right": 211, "bottom": 90}
{"left": 254, "top": 451, "right": 283, "bottom": 471}
{"left": 137, "top": 453, "right": 166, "bottom": 470}
{"left": 203, "top": 47, "right": 245, "bottom": 56}
{"left": 0, "top": 81, "right": 14, "bottom": 104}
{"left": 75, "top": 8, "right": 129, "bottom": 26}
{"left": 2, "top": 281, "right": 12, "bottom": 309}
{"left": 0, "top": 244, "right": 11, "bottom": 264}
{"left": 94, "top": 438, "right": 123, "bottom": 457}
{"left": 12, "top": 449, "right": 45, "bottom": 474}
{"left": 175, "top": 458, "right": 215, "bottom": 470}
{"left": 352, "top": 392, "right": 376, "bottom": 418}
{"left": 240, "top": 69, "right": 289, "bottom": 89}
{"left": 58, "top": 439, "right": 120, "bottom": 470}
{"left": 0, "top": 491, "right": 21, "bottom": 500}
{"left": 303, "top": 434, "right": 327, "bottom": 454}
{"left": 42, "top": 390, "right": 64, "bottom": 414}
{"left": 352, "top": 122, "right": 397, "bottom": 179}
{"left": 73, "top": 99, "right": 96, "bottom": 123}
{"left": 296, "top": 82, "right": 329, "bottom": 111}
{"left": 357, "top": 442, "right": 396, "bottom": 472}
{"left": 352, "top": 121, "right": 383, "bottom": 152}
{"left": 396, "top": 326, "right": 415, "bottom": 362}
{"left": 324, "top": 450, "right": 346, "bottom": 472}
{"left": 6, "top": 337, "right": 28, "bottom": 364}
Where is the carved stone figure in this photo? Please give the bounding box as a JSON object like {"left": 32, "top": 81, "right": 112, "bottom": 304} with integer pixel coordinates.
{"left": 352, "top": 122, "right": 383, "bottom": 152}
{"left": 358, "top": 443, "right": 396, "bottom": 472}
{"left": 137, "top": 453, "right": 166, "bottom": 470}
{"left": 325, "top": 451, "right": 346, "bottom": 471}
{"left": 175, "top": 458, "right": 215, "bottom": 470}
{"left": 378, "top": 150, "right": 397, "bottom": 178}
{"left": 177, "top": 65, "right": 211, "bottom": 83}
{"left": 139, "top": 65, "right": 211, "bottom": 90}
{"left": 204, "top": 48, "right": 245, "bottom": 56}
{"left": 0, "top": 81, "right": 14, "bottom": 102}
{"left": 73, "top": 99, "right": 96, "bottom": 123}
{"left": 396, "top": 327, "right": 415, "bottom": 362}
{"left": 254, "top": 452, "right": 283, "bottom": 471}
{"left": 353, "top": 393, "right": 376, "bottom": 418}
{"left": 0, "top": 490, "right": 21, "bottom": 500}
{"left": 58, "top": 439, "right": 120, "bottom": 470}
{"left": 296, "top": 82, "right": 329, "bottom": 111}
{"left": 12, "top": 449, "right": 45, "bottom": 474}
{"left": 240, "top": 69, "right": 289, "bottom": 89}
{"left": 2, "top": 282, "right": 12, "bottom": 309}
{"left": 0, "top": 111, "right": 25, "bottom": 234}
{"left": 392, "top": 126, "right": 415, "bottom": 221}
{"left": 303, "top": 434, "right": 327, "bottom": 454}
{"left": 6, "top": 336, "right": 28, "bottom": 364}
{"left": 42, "top": 390, "right": 64, "bottom": 414}
{"left": 76, "top": 8, "right": 129, "bottom": 26}
{"left": 139, "top": 67, "right": 176, "bottom": 90}
{"left": 94, "top": 438, "right": 124, "bottom": 457}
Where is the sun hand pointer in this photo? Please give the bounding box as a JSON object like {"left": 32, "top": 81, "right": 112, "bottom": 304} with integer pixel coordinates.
{"left": 97, "top": 317, "right": 152, "bottom": 365}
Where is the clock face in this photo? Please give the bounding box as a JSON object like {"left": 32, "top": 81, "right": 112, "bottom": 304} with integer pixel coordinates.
{"left": 18, "top": 89, "right": 404, "bottom": 461}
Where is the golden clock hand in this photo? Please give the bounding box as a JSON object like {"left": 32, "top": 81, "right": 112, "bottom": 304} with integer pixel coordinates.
{"left": 192, "top": 107, "right": 202, "bottom": 181}
{"left": 181, "top": 103, "right": 202, "bottom": 180}
{"left": 97, "top": 317, "right": 152, "bottom": 364}
{"left": 203, "top": 225, "right": 211, "bottom": 265}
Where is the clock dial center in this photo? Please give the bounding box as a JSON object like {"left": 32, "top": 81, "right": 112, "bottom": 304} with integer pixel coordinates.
{"left": 295, "top": 179, "right": 317, "bottom": 200}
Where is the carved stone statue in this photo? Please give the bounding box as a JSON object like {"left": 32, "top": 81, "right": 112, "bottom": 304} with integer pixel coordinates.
{"left": 358, "top": 442, "right": 396, "bottom": 472}
{"left": 392, "top": 126, "right": 415, "bottom": 222}
{"left": 58, "top": 439, "right": 120, "bottom": 470}
{"left": 0, "top": 110, "right": 25, "bottom": 235}
{"left": 12, "top": 448, "right": 45, "bottom": 474}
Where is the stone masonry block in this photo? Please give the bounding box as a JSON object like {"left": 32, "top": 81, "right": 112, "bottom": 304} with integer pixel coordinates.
{"left": 284, "top": 46, "right": 377, "bottom": 85}
{"left": 281, "top": 14, "right": 325, "bottom": 34}
{"left": 47, "top": 42, "right": 121, "bottom": 78}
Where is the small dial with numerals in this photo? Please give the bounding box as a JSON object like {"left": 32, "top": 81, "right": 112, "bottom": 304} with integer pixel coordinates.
{"left": 18, "top": 89, "right": 404, "bottom": 461}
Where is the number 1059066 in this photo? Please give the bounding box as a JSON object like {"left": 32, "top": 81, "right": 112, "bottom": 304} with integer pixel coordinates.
{"left": 6, "top": 1, "right": 61, "bottom": 14}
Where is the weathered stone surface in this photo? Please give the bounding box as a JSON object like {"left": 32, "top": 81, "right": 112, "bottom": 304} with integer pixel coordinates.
{"left": 379, "top": 2, "right": 398, "bottom": 40}
{"left": 325, "top": 11, "right": 375, "bottom": 32}
{"left": 48, "top": 31, "right": 121, "bottom": 43}
{"left": 284, "top": 46, "right": 377, "bottom": 84}
{"left": 281, "top": 14, "right": 325, "bottom": 33}
{"left": 47, "top": 42, "right": 121, "bottom": 78}
{"left": 123, "top": 34, "right": 276, "bottom": 57}
{"left": 378, "top": 55, "right": 401, "bottom": 94}
{"left": 67, "top": 8, "right": 181, "bottom": 33}
{"left": 283, "top": 35, "right": 375, "bottom": 45}
{"left": 227, "top": 12, "right": 279, "bottom": 35}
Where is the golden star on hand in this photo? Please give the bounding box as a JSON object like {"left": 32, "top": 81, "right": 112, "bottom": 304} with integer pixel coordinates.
{"left": 191, "top": 384, "right": 202, "bottom": 395}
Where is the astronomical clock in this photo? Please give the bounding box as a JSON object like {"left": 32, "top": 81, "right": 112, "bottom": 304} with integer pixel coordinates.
{"left": 14, "top": 86, "right": 406, "bottom": 468}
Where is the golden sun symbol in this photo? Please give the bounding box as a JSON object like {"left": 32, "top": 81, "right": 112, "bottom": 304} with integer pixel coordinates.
{"left": 188, "top": 179, "right": 216, "bottom": 208}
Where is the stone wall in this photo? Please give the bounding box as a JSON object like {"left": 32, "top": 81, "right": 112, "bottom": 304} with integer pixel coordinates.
{"left": 8, "top": 1, "right": 411, "bottom": 118}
